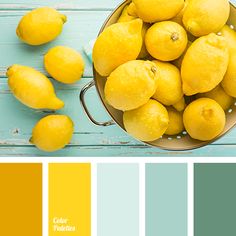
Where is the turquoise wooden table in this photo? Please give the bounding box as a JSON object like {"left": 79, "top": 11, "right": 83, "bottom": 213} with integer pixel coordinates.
{"left": 0, "top": 0, "right": 236, "bottom": 157}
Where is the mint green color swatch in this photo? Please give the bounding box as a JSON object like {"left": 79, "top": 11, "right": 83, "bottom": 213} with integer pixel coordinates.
{"left": 146, "top": 163, "right": 188, "bottom": 236}
{"left": 195, "top": 164, "right": 236, "bottom": 236}
{"left": 97, "top": 164, "right": 139, "bottom": 236}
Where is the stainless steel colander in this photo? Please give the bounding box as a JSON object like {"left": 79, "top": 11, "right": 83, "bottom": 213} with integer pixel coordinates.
{"left": 80, "top": 0, "right": 236, "bottom": 151}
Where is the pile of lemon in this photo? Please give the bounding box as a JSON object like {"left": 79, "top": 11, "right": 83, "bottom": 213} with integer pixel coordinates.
{"left": 7, "top": 7, "right": 86, "bottom": 152}
{"left": 93, "top": 0, "right": 236, "bottom": 143}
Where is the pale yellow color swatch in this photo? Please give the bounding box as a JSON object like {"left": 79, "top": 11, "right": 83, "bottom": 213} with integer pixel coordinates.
{"left": 0, "top": 163, "right": 42, "bottom": 236}
{"left": 49, "top": 163, "right": 91, "bottom": 236}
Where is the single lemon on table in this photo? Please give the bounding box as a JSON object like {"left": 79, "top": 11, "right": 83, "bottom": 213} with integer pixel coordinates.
{"left": 117, "top": 5, "right": 137, "bottom": 23}
{"left": 220, "top": 25, "right": 236, "bottom": 98}
{"left": 105, "top": 60, "right": 159, "bottom": 111}
{"left": 181, "top": 33, "right": 229, "bottom": 96}
{"left": 183, "top": 98, "right": 226, "bottom": 141}
{"left": 197, "top": 85, "right": 234, "bottom": 111}
{"left": 183, "top": 0, "right": 230, "bottom": 37}
{"left": 16, "top": 7, "right": 67, "bottom": 45}
{"left": 7, "top": 65, "right": 64, "bottom": 110}
{"left": 173, "top": 97, "right": 186, "bottom": 112}
{"left": 93, "top": 19, "right": 143, "bottom": 77}
{"left": 30, "top": 115, "right": 74, "bottom": 152}
{"left": 133, "top": 0, "right": 184, "bottom": 23}
{"left": 123, "top": 99, "right": 169, "bottom": 142}
{"left": 145, "top": 21, "right": 188, "bottom": 61}
{"left": 152, "top": 60, "right": 183, "bottom": 106}
{"left": 44, "top": 46, "right": 85, "bottom": 84}
{"left": 165, "top": 107, "right": 184, "bottom": 135}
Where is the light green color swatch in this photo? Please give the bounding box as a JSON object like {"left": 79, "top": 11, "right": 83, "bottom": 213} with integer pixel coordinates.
{"left": 146, "top": 163, "right": 188, "bottom": 236}
{"left": 97, "top": 163, "right": 139, "bottom": 236}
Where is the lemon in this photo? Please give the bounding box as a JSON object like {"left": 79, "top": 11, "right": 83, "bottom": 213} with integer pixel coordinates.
{"left": 145, "top": 21, "right": 188, "bottom": 61}
{"left": 165, "top": 107, "right": 184, "bottom": 135}
{"left": 133, "top": 0, "right": 184, "bottom": 23}
{"left": 183, "top": 98, "right": 226, "bottom": 141}
{"left": 118, "top": 5, "right": 137, "bottom": 23}
{"left": 30, "top": 115, "right": 74, "bottom": 152}
{"left": 197, "top": 85, "right": 234, "bottom": 111}
{"left": 152, "top": 60, "right": 183, "bottom": 106}
{"left": 181, "top": 33, "right": 229, "bottom": 96}
{"left": 220, "top": 25, "right": 236, "bottom": 98}
{"left": 173, "top": 41, "right": 192, "bottom": 69}
{"left": 16, "top": 7, "right": 67, "bottom": 45}
{"left": 117, "top": 9, "right": 149, "bottom": 59}
{"left": 93, "top": 19, "right": 143, "bottom": 77}
{"left": 7, "top": 65, "right": 64, "bottom": 110}
{"left": 44, "top": 46, "right": 85, "bottom": 84}
{"left": 173, "top": 97, "right": 186, "bottom": 111}
{"left": 123, "top": 99, "right": 169, "bottom": 142}
{"left": 183, "top": 0, "right": 230, "bottom": 37}
{"left": 105, "top": 60, "right": 158, "bottom": 111}
{"left": 127, "top": 2, "right": 138, "bottom": 17}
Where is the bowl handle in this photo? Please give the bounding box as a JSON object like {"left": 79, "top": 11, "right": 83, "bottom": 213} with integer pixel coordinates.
{"left": 80, "top": 80, "right": 115, "bottom": 126}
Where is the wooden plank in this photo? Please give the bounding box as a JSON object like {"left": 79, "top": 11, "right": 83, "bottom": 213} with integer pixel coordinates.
{"left": 0, "top": 10, "right": 111, "bottom": 77}
{"left": 0, "top": 0, "right": 122, "bottom": 10}
{"left": 0, "top": 144, "right": 235, "bottom": 157}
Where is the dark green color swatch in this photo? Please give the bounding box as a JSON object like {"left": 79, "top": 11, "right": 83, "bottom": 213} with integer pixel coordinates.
{"left": 195, "top": 164, "right": 236, "bottom": 236}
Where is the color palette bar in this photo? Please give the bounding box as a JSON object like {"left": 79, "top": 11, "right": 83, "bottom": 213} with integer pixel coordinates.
{"left": 146, "top": 163, "right": 188, "bottom": 236}
{"left": 195, "top": 164, "right": 236, "bottom": 236}
{"left": 0, "top": 163, "right": 42, "bottom": 236}
{"left": 97, "top": 163, "right": 139, "bottom": 236}
{"left": 49, "top": 163, "right": 91, "bottom": 236}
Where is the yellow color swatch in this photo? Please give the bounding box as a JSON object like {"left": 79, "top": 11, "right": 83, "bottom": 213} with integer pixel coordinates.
{"left": 0, "top": 163, "right": 42, "bottom": 236}
{"left": 49, "top": 163, "right": 91, "bottom": 236}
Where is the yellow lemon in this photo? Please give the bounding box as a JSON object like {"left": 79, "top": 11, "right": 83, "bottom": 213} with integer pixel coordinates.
{"left": 173, "top": 41, "right": 192, "bottom": 69}
{"left": 173, "top": 97, "right": 186, "bottom": 112}
{"left": 44, "top": 46, "right": 85, "bottom": 84}
{"left": 183, "top": 98, "right": 226, "bottom": 141}
{"left": 220, "top": 25, "right": 236, "bottom": 98}
{"left": 30, "top": 115, "right": 74, "bottom": 152}
{"left": 133, "top": 0, "right": 184, "bottom": 23}
{"left": 127, "top": 2, "right": 138, "bottom": 17}
{"left": 105, "top": 60, "right": 158, "bottom": 111}
{"left": 16, "top": 7, "right": 67, "bottom": 45}
{"left": 181, "top": 33, "right": 229, "bottom": 95}
{"left": 197, "top": 85, "right": 234, "bottom": 111}
{"left": 93, "top": 19, "right": 143, "bottom": 77}
{"left": 117, "top": 9, "right": 150, "bottom": 59}
{"left": 123, "top": 99, "right": 169, "bottom": 142}
{"left": 117, "top": 5, "right": 137, "bottom": 23}
{"left": 152, "top": 60, "right": 183, "bottom": 106}
{"left": 183, "top": 0, "right": 230, "bottom": 37}
{"left": 7, "top": 65, "right": 64, "bottom": 110}
{"left": 165, "top": 107, "right": 184, "bottom": 135}
{"left": 145, "top": 21, "right": 188, "bottom": 61}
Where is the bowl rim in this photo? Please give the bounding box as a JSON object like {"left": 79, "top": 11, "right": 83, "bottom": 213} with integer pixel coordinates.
{"left": 92, "top": 0, "right": 236, "bottom": 151}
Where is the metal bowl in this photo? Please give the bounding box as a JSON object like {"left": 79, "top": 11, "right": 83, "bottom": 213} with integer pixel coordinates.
{"left": 80, "top": 0, "right": 236, "bottom": 151}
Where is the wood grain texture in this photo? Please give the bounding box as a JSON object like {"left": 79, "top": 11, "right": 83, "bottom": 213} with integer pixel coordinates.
{"left": 0, "top": 0, "right": 235, "bottom": 156}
